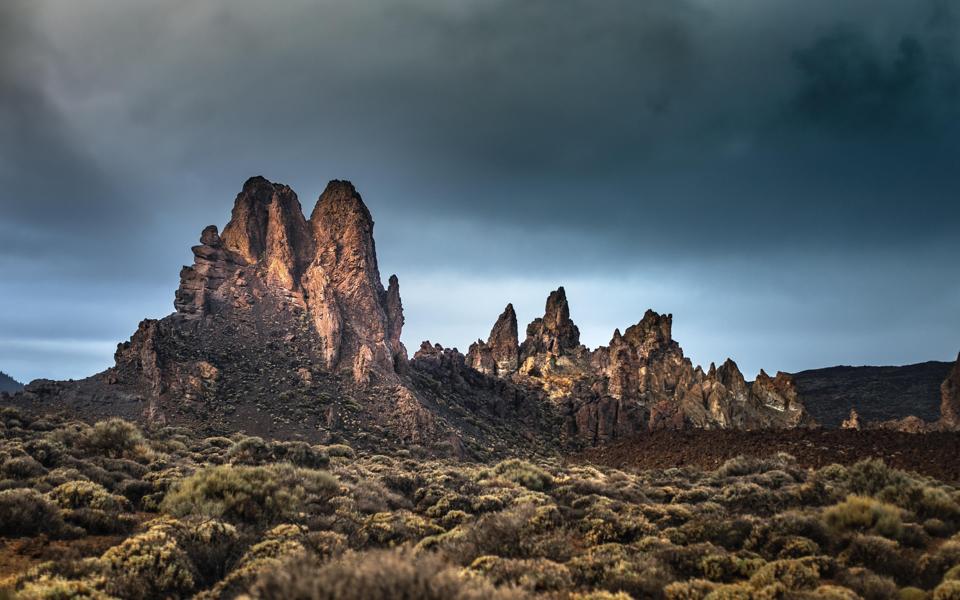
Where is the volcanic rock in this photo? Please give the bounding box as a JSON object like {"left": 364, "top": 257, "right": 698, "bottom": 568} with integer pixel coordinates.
{"left": 467, "top": 304, "right": 519, "bottom": 377}
{"left": 520, "top": 288, "right": 583, "bottom": 369}
{"left": 841, "top": 408, "right": 861, "bottom": 430}
{"left": 475, "top": 291, "right": 812, "bottom": 444}
{"left": 941, "top": 352, "right": 960, "bottom": 429}
{"left": 6, "top": 174, "right": 821, "bottom": 457}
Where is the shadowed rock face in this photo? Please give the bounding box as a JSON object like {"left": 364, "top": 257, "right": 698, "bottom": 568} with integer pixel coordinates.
{"left": 466, "top": 304, "right": 519, "bottom": 377}
{"left": 521, "top": 287, "right": 582, "bottom": 363}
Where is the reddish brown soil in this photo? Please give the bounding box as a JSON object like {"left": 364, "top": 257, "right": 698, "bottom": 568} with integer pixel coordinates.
{"left": 575, "top": 429, "right": 960, "bottom": 483}
{"left": 0, "top": 534, "right": 125, "bottom": 583}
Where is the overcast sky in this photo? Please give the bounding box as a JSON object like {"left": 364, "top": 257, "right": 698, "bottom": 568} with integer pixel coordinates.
{"left": 2, "top": 0, "right": 959, "bottom": 383}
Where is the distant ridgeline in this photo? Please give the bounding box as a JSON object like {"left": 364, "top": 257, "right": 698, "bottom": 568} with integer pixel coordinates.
{"left": 0, "top": 372, "right": 24, "bottom": 394}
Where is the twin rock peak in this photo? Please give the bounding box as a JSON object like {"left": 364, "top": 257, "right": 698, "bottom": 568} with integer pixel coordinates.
{"left": 108, "top": 176, "right": 812, "bottom": 447}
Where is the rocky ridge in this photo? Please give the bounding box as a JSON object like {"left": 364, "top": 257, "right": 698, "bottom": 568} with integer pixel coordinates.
{"left": 459, "top": 286, "right": 810, "bottom": 445}
{"left": 4, "top": 175, "right": 888, "bottom": 457}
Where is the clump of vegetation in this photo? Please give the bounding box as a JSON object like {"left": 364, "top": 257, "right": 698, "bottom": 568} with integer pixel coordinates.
{"left": 81, "top": 418, "right": 145, "bottom": 458}
{"left": 0, "top": 488, "right": 67, "bottom": 536}
{"left": 161, "top": 463, "right": 339, "bottom": 525}
{"left": 245, "top": 548, "right": 526, "bottom": 599}
{"left": 1, "top": 415, "right": 959, "bottom": 600}
{"left": 488, "top": 459, "right": 555, "bottom": 491}
{"left": 824, "top": 495, "right": 904, "bottom": 539}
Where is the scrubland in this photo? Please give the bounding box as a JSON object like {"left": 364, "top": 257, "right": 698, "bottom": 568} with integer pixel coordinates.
{"left": 1, "top": 408, "right": 960, "bottom": 599}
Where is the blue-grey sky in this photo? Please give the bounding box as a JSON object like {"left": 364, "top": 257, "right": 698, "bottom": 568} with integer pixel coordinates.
{"left": 2, "top": 0, "right": 959, "bottom": 384}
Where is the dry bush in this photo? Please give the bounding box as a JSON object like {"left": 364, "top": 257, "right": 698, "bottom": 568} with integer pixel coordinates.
{"left": 161, "top": 464, "right": 339, "bottom": 525}
{"left": 48, "top": 480, "right": 131, "bottom": 512}
{"left": 841, "top": 535, "right": 914, "bottom": 583}
{"left": 749, "top": 558, "right": 820, "bottom": 591}
{"left": 835, "top": 567, "right": 899, "bottom": 600}
{"left": 469, "top": 555, "right": 573, "bottom": 592}
{"left": 82, "top": 418, "right": 144, "bottom": 459}
{"left": 934, "top": 581, "right": 960, "bottom": 600}
{"left": 488, "top": 459, "right": 554, "bottom": 491}
{"left": 244, "top": 548, "right": 527, "bottom": 600}
{"left": 0, "top": 488, "right": 67, "bottom": 536}
{"left": 99, "top": 521, "right": 199, "bottom": 598}
{"left": 824, "top": 495, "right": 904, "bottom": 539}
{"left": 2, "top": 455, "right": 47, "bottom": 479}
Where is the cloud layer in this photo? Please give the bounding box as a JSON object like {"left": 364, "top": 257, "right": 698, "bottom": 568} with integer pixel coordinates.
{"left": 2, "top": 0, "right": 958, "bottom": 382}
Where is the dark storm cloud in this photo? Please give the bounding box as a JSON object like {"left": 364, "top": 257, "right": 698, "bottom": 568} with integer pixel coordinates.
{"left": 0, "top": 0, "right": 157, "bottom": 282}
{"left": 2, "top": 0, "right": 959, "bottom": 381}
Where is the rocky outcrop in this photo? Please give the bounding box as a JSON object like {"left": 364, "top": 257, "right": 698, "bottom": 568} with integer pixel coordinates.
{"left": 941, "top": 352, "right": 960, "bottom": 429}
{"left": 9, "top": 174, "right": 821, "bottom": 457}
{"left": 470, "top": 290, "right": 813, "bottom": 444}
{"left": 467, "top": 304, "right": 520, "bottom": 377}
{"left": 841, "top": 408, "right": 861, "bottom": 430}
{"left": 520, "top": 288, "right": 583, "bottom": 369}
{"left": 173, "top": 177, "right": 406, "bottom": 386}
{"left": 305, "top": 180, "right": 407, "bottom": 382}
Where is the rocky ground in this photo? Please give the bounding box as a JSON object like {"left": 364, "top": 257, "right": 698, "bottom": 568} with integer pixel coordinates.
{"left": 578, "top": 429, "right": 960, "bottom": 484}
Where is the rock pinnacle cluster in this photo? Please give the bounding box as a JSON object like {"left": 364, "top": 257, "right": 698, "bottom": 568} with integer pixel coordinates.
{"left": 11, "top": 176, "right": 834, "bottom": 456}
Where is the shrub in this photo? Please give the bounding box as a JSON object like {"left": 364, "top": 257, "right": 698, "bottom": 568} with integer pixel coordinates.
{"left": 0, "top": 488, "right": 65, "bottom": 536}
{"left": 272, "top": 441, "right": 329, "bottom": 469}
{"left": 325, "top": 444, "right": 355, "bottom": 459}
{"left": 161, "top": 464, "right": 339, "bottom": 525}
{"left": 64, "top": 508, "right": 138, "bottom": 535}
{"left": 664, "top": 579, "right": 718, "bottom": 600}
{"left": 48, "top": 481, "right": 131, "bottom": 512}
{"left": 99, "top": 522, "right": 198, "bottom": 598}
{"left": 825, "top": 496, "right": 903, "bottom": 539}
{"left": 842, "top": 459, "right": 911, "bottom": 497}
{"left": 469, "top": 556, "right": 572, "bottom": 592}
{"left": 749, "top": 559, "right": 820, "bottom": 590}
{"left": 836, "top": 567, "right": 899, "bottom": 600}
{"left": 841, "top": 535, "right": 914, "bottom": 583}
{"left": 2, "top": 455, "right": 47, "bottom": 479}
{"left": 82, "top": 419, "right": 143, "bottom": 458}
{"left": 568, "top": 543, "right": 674, "bottom": 598}
{"left": 934, "top": 581, "right": 960, "bottom": 600}
{"left": 489, "top": 460, "right": 554, "bottom": 492}
{"left": 899, "top": 588, "right": 929, "bottom": 600}
{"left": 226, "top": 437, "right": 272, "bottom": 465}
{"left": 17, "top": 576, "right": 112, "bottom": 599}
{"left": 356, "top": 511, "right": 443, "bottom": 548}
{"left": 175, "top": 518, "right": 244, "bottom": 585}
{"left": 244, "top": 548, "right": 527, "bottom": 599}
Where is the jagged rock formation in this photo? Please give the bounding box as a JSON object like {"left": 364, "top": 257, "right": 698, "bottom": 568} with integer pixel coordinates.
{"left": 461, "top": 288, "right": 812, "bottom": 445}
{"left": 941, "top": 353, "right": 960, "bottom": 429}
{"left": 466, "top": 304, "right": 520, "bottom": 377}
{"left": 174, "top": 177, "right": 405, "bottom": 384}
{"left": 8, "top": 175, "right": 819, "bottom": 457}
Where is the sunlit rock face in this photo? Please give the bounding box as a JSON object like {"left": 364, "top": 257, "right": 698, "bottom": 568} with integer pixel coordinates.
{"left": 469, "top": 288, "right": 814, "bottom": 444}
{"left": 174, "top": 177, "right": 406, "bottom": 384}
